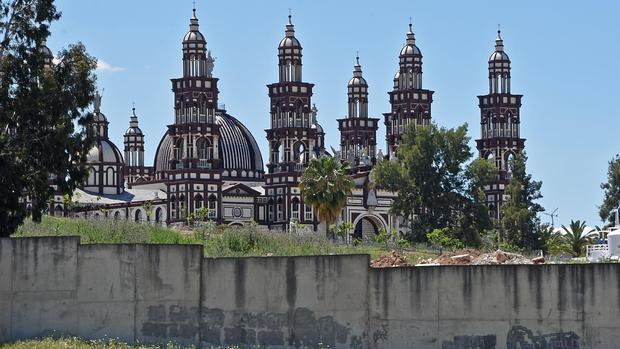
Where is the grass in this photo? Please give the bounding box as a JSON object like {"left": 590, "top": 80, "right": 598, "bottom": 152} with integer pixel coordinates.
{"left": 13, "top": 216, "right": 437, "bottom": 263}
{"left": 0, "top": 337, "right": 227, "bottom": 348}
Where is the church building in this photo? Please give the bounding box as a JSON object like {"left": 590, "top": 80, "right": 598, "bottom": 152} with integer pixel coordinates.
{"left": 42, "top": 9, "right": 526, "bottom": 234}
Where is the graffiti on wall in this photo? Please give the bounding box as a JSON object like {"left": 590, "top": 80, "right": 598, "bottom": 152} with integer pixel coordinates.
{"left": 141, "top": 305, "right": 356, "bottom": 348}
{"left": 507, "top": 326, "right": 580, "bottom": 349}
{"left": 442, "top": 334, "right": 496, "bottom": 349}
{"left": 442, "top": 326, "right": 580, "bottom": 349}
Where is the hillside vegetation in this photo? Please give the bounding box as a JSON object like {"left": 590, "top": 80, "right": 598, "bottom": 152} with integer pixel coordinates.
{"left": 13, "top": 217, "right": 437, "bottom": 264}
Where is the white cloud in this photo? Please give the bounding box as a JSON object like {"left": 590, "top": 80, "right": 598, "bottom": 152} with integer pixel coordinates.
{"left": 96, "top": 59, "right": 126, "bottom": 73}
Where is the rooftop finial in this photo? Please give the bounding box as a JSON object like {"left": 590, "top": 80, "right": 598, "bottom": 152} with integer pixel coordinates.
{"left": 497, "top": 24, "right": 502, "bottom": 39}
{"left": 288, "top": 8, "right": 293, "bottom": 24}
{"left": 356, "top": 51, "right": 359, "bottom": 65}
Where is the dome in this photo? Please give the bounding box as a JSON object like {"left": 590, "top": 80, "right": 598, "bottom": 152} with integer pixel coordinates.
{"left": 125, "top": 126, "right": 143, "bottom": 135}
{"left": 184, "top": 31, "right": 205, "bottom": 42}
{"left": 154, "top": 113, "right": 264, "bottom": 179}
{"left": 93, "top": 110, "right": 107, "bottom": 123}
{"left": 348, "top": 76, "right": 367, "bottom": 86}
{"left": 278, "top": 36, "right": 301, "bottom": 48}
{"left": 489, "top": 51, "right": 510, "bottom": 62}
{"left": 87, "top": 139, "right": 124, "bottom": 164}
{"left": 400, "top": 44, "right": 421, "bottom": 56}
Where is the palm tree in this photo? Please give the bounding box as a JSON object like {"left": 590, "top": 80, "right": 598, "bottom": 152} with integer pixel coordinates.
{"left": 560, "top": 220, "right": 595, "bottom": 257}
{"left": 300, "top": 156, "right": 354, "bottom": 238}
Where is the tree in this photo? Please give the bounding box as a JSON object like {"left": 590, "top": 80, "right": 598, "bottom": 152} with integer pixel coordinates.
{"left": 599, "top": 155, "right": 620, "bottom": 227}
{"left": 373, "top": 123, "right": 493, "bottom": 245}
{"left": 560, "top": 220, "right": 595, "bottom": 257}
{"left": 300, "top": 156, "right": 354, "bottom": 238}
{"left": 0, "top": 0, "right": 97, "bottom": 237}
{"left": 329, "top": 220, "right": 353, "bottom": 244}
{"left": 500, "top": 153, "right": 544, "bottom": 250}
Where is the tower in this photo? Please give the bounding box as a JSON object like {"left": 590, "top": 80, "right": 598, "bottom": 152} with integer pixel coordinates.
{"left": 476, "top": 30, "right": 525, "bottom": 220}
{"left": 265, "top": 14, "right": 323, "bottom": 229}
{"left": 165, "top": 7, "right": 224, "bottom": 224}
{"left": 123, "top": 107, "right": 145, "bottom": 184}
{"left": 384, "top": 21, "right": 434, "bottom": 157}
{"left": 337, "top": 55, "right": 379, "bottom": 170}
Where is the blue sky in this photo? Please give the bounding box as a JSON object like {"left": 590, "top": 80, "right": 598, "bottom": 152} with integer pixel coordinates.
{"left": 49, "top": 0, "right": 620, "bottom": 227}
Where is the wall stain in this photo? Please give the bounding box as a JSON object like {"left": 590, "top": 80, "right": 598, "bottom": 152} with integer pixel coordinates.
{"left": 442, "top": 334, "right": 496, "bottom": 349}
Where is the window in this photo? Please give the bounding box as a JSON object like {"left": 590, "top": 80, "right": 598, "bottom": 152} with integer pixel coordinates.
{"left": 277, "top": 198, "right": 283, "bottom": 221}
{"left": 135, "top": 209, "right": 142, "bottom": 222}
{"left": 208, "top": 195, "right": 217, "bottom": 218}
{"left": 305, "top": 205, "right": 313, "bottom": 221}
{"left": 291, "top": 198, "right": 300, "bottom": 220}
{"left": 195, "top": 194, "right": 203, "bottom": 210}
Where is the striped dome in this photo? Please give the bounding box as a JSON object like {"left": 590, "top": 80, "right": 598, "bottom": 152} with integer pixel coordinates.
{"left": 154, "top": 113, "right": 264, "bottom": 179}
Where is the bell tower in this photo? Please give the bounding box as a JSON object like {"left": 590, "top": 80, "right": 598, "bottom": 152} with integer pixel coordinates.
{"left": 384, "top": 21, "right": 434, "bottom": 157}
{"left": 337, "top": 55, "right": 379, "bottom": 170}
{"left": 264, "top": 14, "right": 324, "bottom": 230}
{"left": 476, "top": 29, "right": 525, "bottom": 220}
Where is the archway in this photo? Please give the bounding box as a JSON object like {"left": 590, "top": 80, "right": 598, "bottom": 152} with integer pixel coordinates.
{"left": 352, "top": 214, "right": 388, "bottom": 242}
{"left": 155, "top": 207, "right": 162, "bottom": 223}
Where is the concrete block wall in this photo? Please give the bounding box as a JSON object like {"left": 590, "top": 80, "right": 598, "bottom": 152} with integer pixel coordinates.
{"left": 1, "top": 236, "right": 620, "bottom": 348}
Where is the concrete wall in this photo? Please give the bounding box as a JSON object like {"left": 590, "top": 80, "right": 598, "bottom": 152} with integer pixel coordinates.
{"left": 1, "top": 236, "right": 619, "bottom": 349}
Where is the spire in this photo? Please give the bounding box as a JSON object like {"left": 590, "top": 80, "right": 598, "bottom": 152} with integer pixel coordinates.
{"left": 285, "top": 10, "right": 295, "bottom": 37}
{"left": 495, "top": 25, "right": 504, "bottom": 52}
{"left": 189, "top": 3, "right": 199, "bottom": 31}
{"left": 130, "top": 105, "right": 139, "bottom": 127}
{"left": 353, "top": 53, "right": 362, "bottom": 77}
{"left": 406, "top": 17, "right": 415, "bottom": 45}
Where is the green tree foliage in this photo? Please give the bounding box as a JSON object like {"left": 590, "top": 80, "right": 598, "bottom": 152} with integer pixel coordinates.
{"left": 427, "top": 228, "right": 464, "bottom": 250}
{"left": 599, "top": 155, "right": 620, "bottom": 226}
{"left": 499, "top": 153, "right": 544, "bottom": 250}
{"left": 300, "top": 156, "right": 354, "bottom": 237}
{"left": 0, "top": 0, "right": 97, "bottom": 236}
{"left": 560, "top": 220, "right": 595, "bottom": 257}
{"left": 329, "top": 220, "right": 353, "bottom": 243}
{"left": 373, "top": 123, "right": 494, "bottom": 245}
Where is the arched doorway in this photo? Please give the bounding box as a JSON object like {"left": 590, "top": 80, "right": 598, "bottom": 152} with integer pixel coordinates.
{"left": 353, "top": 214, "right": 388, "bottom": 242}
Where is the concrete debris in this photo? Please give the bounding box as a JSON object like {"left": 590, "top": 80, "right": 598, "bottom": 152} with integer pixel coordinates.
{"left": 371, "top": 251, "right": 410, "bottom": 268}
{"left": 417, "top": 249, "right": 538, "bottom": 266}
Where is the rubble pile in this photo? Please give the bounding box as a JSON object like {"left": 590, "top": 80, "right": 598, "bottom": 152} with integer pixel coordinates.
{"left": 417, "top": 249, "right": 543, "bottom": 266}
{"left": 371, "top": 251, "right": 410, "bottom": 268}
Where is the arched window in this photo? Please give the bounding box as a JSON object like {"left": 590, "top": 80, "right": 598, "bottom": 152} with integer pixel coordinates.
{"left": 114, "top": 211, "right": 121, "bottom": 221}
{"left": 135, "top": 209, "right": 142, "bottom": 222}
{"left": 155, "top": 207, "right": 162, "bottom": 223}
{"left": 291, "top": 198, "right": 300, "bottom": 220}
{"left": 195, "top": 194, "right": 203, "bottom": 210}
{"left": 196, "top": 137, "right": 212, "bottom": 160}
{"left": 175, "top": 137, "right": 184, "bottom": 158}
{"left": 106, "top": 167, "right": 115, "bottom": 186}
{"left": 208, "top": 195, "right": 217, "bottom": 218}
{"left": 293, "top": 141, "right": 306, "bottom": 164}
{"left": 505, "top": 152, "right": 515, "bottom": 175}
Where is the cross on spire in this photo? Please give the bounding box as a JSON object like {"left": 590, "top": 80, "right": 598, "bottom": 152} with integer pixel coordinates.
{"left": 409, "top": 16, "right": 412, "bottom": 31}
{"left": 356, "top": 51, "right": 359, "bottom": 65}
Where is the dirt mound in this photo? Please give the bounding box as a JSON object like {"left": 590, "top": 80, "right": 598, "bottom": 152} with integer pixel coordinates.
{"left": 371, "top": 251, "right": 410, "bottom": 268}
